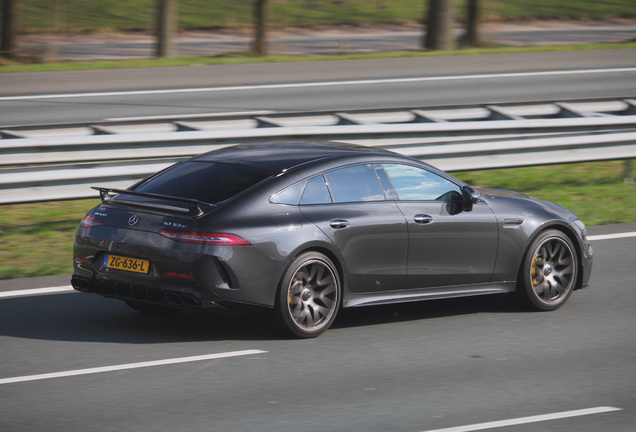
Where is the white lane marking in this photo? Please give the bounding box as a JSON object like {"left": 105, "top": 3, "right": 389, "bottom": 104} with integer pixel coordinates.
{"left": 588, "top": 231, "right": 636, "bottom": 241}
{"left": 0, "top": 285, "right": 74, "bottom": 298}
{"left": 0, "top": 350, "right": 267, "bottom": 385}
{"left": 420, "top": 406, "right": 622, "bottom": 432}
{"left": 1, "top": 68, "right": 635, "bottom": 101}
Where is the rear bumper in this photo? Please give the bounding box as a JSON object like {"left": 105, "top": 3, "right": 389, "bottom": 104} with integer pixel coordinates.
{"left": 71, "top": 273, "right": 273, "bottom": 316}
{"left": 72, "top": 273, "right": 214, "bottom": 309}
{"left": 72, "top": 225, "right": 286, "bottom": 311}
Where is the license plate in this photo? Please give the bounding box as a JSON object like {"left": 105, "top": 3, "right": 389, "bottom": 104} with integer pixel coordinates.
{"left": 103, "top": 254, "right": 150, "bottom": 274}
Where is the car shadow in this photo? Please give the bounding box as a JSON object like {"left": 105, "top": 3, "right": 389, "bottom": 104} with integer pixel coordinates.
{"left": 332, "top": 293, "right": 518, "bottom": 330}
{"left": 0, "top": 293, "right": 273, "bottom": 343}
{"left": 0, "top": 292, "right": 519, "bottom": 344}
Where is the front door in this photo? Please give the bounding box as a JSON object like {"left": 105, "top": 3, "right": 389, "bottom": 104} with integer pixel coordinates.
{"left": 383, "top": 163, "right": 498, "bottom": 289}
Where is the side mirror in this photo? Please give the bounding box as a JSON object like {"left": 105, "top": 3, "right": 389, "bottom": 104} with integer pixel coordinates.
{"left": 462, "top": 186, "right": 479, "bottom": 212}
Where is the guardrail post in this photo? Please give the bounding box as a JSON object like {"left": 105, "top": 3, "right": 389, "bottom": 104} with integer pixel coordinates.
{"left": 624, "top": 160, "right": 634, "bottom": 184}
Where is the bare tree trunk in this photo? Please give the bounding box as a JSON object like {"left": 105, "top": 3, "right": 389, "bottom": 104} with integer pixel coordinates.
{"left": 423, "top": 0, "right": 455, "bottom": 51}
{"left": 463, "top": 0, "right": 480, "bottom": 45}
{"left": 252, "top": 0, "right": 268, "bottom": 56}
{"left": 1, "top": 0, "right": 18, "bottom": 59}
{"left": 156, "top": 0, "right": 177, "bottom": 58}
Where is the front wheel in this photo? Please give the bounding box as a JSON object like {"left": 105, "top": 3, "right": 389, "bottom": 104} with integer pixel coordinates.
{"left": 276, "top": 252, "right": 341, "bottom": 338}
{"left": 516, "top": 230, "right": 578, "bottom": 311}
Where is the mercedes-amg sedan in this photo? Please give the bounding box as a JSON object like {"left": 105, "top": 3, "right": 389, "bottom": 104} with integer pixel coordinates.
{"left": 72, "top": 141, "right": 592, "bottom": 338}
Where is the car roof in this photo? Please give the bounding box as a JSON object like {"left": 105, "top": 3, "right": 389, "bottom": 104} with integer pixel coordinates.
{"left": 193, "top": 140, "right": 397, "bottom": 175}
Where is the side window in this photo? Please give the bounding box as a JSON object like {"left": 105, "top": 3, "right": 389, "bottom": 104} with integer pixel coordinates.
{"left": 271, "top": 181, "right": 305, "bottom": 205}
{"left": 384, "top": 164, "right": 463, "bottom": 201}
{"left": 324, "top": 164, "right": 386, "bottom": 203}
{"left": 300, "top": 175, "right": 332, "bottom": 205}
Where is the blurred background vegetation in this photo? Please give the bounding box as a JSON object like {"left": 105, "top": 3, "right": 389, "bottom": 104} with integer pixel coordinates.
{"left": 16, "top": 0, "right": 636, "bottom": 32}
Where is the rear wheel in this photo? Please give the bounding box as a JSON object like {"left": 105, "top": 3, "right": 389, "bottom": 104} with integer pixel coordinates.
{"left": 276, "top": 252, "right": 341, "bottom": 338}
{"left": 517, "top": 230, "right": 578, "bottom": 311}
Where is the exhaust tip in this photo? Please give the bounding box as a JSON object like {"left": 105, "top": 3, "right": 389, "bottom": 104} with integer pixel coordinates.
{"left": 162, "top": 290, "right": 201, "bottom": 308}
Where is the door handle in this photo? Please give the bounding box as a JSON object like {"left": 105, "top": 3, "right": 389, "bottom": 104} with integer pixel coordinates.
{"left": 330, "top": 219, "right": 350, "bottom": 229}
{"left": 414, "top": 214, "right": 433, "bottom": 224}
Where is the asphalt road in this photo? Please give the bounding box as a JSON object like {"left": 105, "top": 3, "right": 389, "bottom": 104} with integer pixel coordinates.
{"left": 1, "top": 49, "right": 636, "bottom": 127}
{"left": 0, "top": 225, "right": 635, "bottom": 431}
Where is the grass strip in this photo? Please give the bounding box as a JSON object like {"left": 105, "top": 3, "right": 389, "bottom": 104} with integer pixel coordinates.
{"left": 2, "top": 42, "right": 636, "bottom": 74}
{"left": 0, "top": 160, "right": 633, "bottom": 280}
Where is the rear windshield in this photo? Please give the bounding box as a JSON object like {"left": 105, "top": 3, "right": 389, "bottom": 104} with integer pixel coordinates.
{"left": 132, "top": 161, "right": 270, "bottom": 204}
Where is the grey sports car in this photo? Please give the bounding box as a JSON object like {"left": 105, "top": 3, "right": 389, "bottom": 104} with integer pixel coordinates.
{"left": 72, "top": 141, "right": 592, "bottom": 338}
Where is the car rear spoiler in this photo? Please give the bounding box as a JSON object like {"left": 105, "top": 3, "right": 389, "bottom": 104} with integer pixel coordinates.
{"left": 92, "top": 187, "right": 213, "bottom": 217}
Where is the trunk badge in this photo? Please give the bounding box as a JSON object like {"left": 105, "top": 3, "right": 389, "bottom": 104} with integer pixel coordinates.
{"left": 128, "top": 215, "right": 139, "bottom": 226}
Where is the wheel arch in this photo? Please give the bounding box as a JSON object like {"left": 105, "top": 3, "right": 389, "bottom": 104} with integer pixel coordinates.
{"left": 277, "top": 242, "right": 348, "bottom": 306}
{"left": 520, "top": 222, "right": 584, "bottom": 291}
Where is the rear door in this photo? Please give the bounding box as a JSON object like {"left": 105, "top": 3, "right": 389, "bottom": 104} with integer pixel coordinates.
{"left": 298, "top": 164, "right": 408, "bottom": 293}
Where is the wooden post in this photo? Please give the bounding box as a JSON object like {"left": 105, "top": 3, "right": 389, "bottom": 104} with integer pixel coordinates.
{"left": 156, "top": 0, "right": 177, "bottom": 58}
{"left": 464, "top": 0, "right": 480, "bottom": 46}
{"left": 252, "top": 0, "right": 268, "bottom": 56}
{"left": 1, "top": 0, "right": 18, "bottom": 59}
{"left": 424, "top": 0, "right": 455, "bottom": 51}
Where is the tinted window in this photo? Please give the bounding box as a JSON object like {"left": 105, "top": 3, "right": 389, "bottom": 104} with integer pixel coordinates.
{"left": 384, "top": 164, "right": 463, "bottom": 201}
{"left": 300, "top": 176, "right": 332, "bottom": 205}
{"left": 271, "top": 181, "right": 305, "bottom": 205}
{"left": 324, "top": 164, "right": 385, "bottom": 203}
{"left": 133, "top": 161, "right": 270, "bottom": 204}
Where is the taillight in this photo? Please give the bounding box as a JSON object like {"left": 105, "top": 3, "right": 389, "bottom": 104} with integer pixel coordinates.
{"left": 79, "top": 215, "right": 104, "bottom": 228}
{"left": 159, "top": 230, "right": 251, "bottom": 246}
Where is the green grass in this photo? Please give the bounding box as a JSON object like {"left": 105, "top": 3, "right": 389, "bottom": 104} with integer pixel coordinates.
{"left": 2, "top": 42, "right": 636, "bottom": 73}
{"left": 0, "top": 161, "right": 633, "bottom": 280}
{"left": 18, "top": 0, "right": 636, "bottom": 32}
{"left": 0, "top": 199, "right": 99, "bottom": 280}
{"left": 452, "top": 161, "right": 636, "bottom": 226}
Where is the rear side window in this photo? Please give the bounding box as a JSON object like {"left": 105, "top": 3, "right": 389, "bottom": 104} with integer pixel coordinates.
{"left": 272, "top": 164, "right": 389, "bottom": 206}
{"left": 271, "top": 181, "right": 306, "bottom": 205}
{"left": 133, "top": 161, "right": 270, "bottom": 204}
{"left": 324, "top": 164, "right": 385, "bottom": 203}
{"left": 300, "top": 176, "right": 332, "bottom": 205}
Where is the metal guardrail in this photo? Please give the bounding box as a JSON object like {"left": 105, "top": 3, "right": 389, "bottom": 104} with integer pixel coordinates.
{"left": 1, "top": 98, "right": 635, "bottom": 205}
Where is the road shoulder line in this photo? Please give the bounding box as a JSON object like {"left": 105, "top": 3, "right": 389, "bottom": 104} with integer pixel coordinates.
{"left": 0, "top": 350, "right": 267, "bottom": 385}
{"left": 0, "top": 285, "right": 74, "bottom": 298}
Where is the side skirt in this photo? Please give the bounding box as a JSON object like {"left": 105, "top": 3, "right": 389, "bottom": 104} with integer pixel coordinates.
{"left": 343, "top": 282, "right": 516, "bottom": 308}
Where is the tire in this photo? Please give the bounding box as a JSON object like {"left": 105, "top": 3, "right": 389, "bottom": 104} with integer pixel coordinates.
{"left": 516, "top": 229, "right": 578, "bottom": 311}
{"left": 276, "top": 252, "right": 341, "bottom": 338}
{"left": 124, "top": 300, "right": 180, "bottom": 316}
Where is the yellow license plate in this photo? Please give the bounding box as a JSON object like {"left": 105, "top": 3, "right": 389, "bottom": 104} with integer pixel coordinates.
{"left": 103, "top": 254, "right": 150, "bottom": 274}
